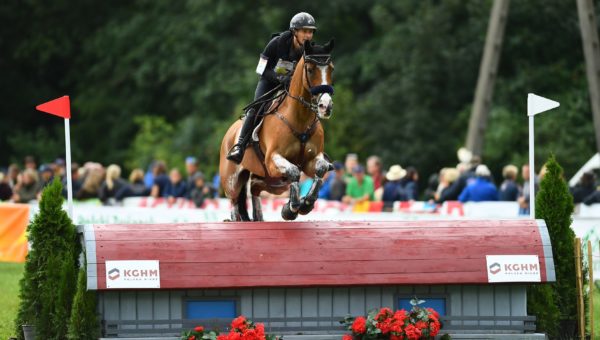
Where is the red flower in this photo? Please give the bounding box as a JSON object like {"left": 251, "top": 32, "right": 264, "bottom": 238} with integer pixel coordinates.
{"left": 390, "top": 335, "right": 405, "bottom": 340}
{"left": 188, "top": 336, "right": 195, "bottom": 340}
{"left": 351, "top": 316, "right": 367, "bottom": 334}
{"left": 404, "top": 324, "right": 422, "bottom": 340}
{"left": 429, "top": 319, "right": 441, "bottom": 336}
{"left": 415, "top": 320, "right": 428, "bottom": 330}
{"left": 377, "top": 318, "right": 393, "bottom": 334}
{"left": 393, "top": 309, "right": 408, "bottom": 324}
{"left": 231, "top": 316, "right": 248, "bottom": 331}
{"left": 342, "top": 335, "right": 354, "bottom": 340}
{"left": 194, "top": 326, "right": 204, "bottom": 332}
{"left": 426, "top": 307, "right": 440, "bottom": 320}
{"left": 376, "top": 307, "right": 393, "bottom": 321}
{"left": 255, "top": 323, "right": 265, "bottom": 336}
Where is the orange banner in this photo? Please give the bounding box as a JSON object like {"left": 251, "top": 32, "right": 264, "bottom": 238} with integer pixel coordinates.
{"left": 0, "top": 203, "right": 29, "bottom": 262}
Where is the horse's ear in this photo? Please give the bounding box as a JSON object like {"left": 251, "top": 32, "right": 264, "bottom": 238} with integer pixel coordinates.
{"left": 324, "top": 38, "right": 335, "bottom": 53}
{"left": 304, "top": 40, "right": 313, "bottom": 54}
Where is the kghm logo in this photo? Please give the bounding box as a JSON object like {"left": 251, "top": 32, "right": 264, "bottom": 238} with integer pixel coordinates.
{"left": 489, "top": 262, "right": 501, "bottom": 275}
{"left": 108, "top": 268, "right": 120, "bottom": 280}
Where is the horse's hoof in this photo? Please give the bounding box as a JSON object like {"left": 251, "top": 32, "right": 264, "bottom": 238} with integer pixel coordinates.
{"left": 281, "top": 204, "right": 299, "bottom": 220}
{"left": 223, "top": 219, "right": 232, "bottom": 222}
{"left": 298, "top": 198, "right": 315, "bottom": 215}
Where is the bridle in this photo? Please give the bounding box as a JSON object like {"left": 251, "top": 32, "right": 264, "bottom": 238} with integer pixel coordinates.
{"left": 286, "top": 53, "right": 334, "bottom": 114}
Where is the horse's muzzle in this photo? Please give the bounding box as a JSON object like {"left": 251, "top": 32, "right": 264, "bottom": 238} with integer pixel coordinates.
{"left": 317, "top": 93, "right": 333, "bottom": 119}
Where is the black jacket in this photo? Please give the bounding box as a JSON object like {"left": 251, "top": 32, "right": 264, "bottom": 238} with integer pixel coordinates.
{"left": 260, "top": 31, "right": 303, "bottom": 84}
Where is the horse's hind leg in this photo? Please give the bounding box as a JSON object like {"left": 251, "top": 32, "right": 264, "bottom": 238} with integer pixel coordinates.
{"left": 251, "top": 195, "right": 263, "bottom": 222}
{"left": 228, "top": 170, "right": 251, "bottom": 221}
{"left": 299, "top": 154, "right": 330, "bottom": 215}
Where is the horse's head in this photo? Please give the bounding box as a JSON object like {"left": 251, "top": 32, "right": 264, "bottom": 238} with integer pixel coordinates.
{"left": 302, "top": 39, "right": 335, "bottom": 119}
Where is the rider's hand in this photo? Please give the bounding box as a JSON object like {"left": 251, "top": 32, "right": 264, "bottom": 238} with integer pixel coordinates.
{"left": 277, "top": 74, "right": 291, "bottom": 86}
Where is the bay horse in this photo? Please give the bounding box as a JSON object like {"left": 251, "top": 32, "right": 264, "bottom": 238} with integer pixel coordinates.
{"left": 219, "top": 40, "right": 335, "bottom": 221}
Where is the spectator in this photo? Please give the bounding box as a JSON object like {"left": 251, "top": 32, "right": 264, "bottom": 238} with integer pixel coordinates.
{"left": 382, "top": 164, "right": 408, "bottom": 209}
{"left": 344, "top": 153, "right": 359, "bottom": 182}
{"left": 366, "top": 155, "right": 385, "bottom": 190}
{"left": 438, "top": 156, "right": 479, "bottom": 203}
{"left": 163, "top": 168, "right": 187, "bottom": 203}
{"left": 99, "top": 164, "right": 128, "bottom": 205}
{"left": 7, "top": 164, "right": 20, "bottom": 189}
{"left": 185, "top": 156, "right": 202, "bottom": 193}
{"left": 0, "top": 171, "right": 12, "bottom": 201}
{"left": 499, "top": 164, "right": 520, "bottom": 201}
{"left": 458, "top": 164, "right": 498, "bottom": 202}
{"left": 75, "top": 167, "right": 104, "bottom": 200}
{"left": 571, "top": 171, "right": 596, "bottom": 204}
{"left": 342, "top": 165, "right": 374, "bottom": 204}
{"left": 435, "top": 167, "right": 460, "bottom": 203}
{"left": 12, "top": 169, "right": 40, "bottom": 203}
{"left": 115, "top": 168, "right": 151, "bottom": 200}
{"left": 400, "top": 166, "right": 419, "bottom": 200}
{"left": 54, "top": 158, "right": 66, "bottom": 180}
{"left": 150, "top": 161, "right": 169, "bottom": 197}
{"left": 62, "top": 162, "right": 83, "bottom": 198}
{"left": 24, "top": 155, "right": 36, "bottom": 171}
{"left": 518, "top": 164, "right": 539, "bottom": 215}
{"left": 37, "top": 164, "right": 54, "bottom": 195}
{"left": 423, "top": 173, "right": 439, "bottom": 201}
{"left": 189, "top": 172, "right": 216, "bottom": 207}
{"left": 329, "top": 162, "right": 347, "bottom": 201}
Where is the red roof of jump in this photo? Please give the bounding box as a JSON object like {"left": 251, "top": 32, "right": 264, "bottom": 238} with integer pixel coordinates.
{"left": 81, "top": 219, "right": 555, "bottom": 290}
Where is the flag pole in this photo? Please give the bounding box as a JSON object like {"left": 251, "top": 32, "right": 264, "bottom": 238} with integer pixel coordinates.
{"left": 527, "top": 93, "right": 560, "bottom": 219}
{"left": 529, "top": 114, "right": 535, "bottom": 219}
{"left": 64, "top": 118, "right": 73, "bottom": 218}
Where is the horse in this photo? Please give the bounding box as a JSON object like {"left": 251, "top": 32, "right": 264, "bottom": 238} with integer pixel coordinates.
{"left": 219, "top": 39, "right": 335, "bottom": 221}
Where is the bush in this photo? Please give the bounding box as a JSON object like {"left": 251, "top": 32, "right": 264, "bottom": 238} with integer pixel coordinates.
{"left": 528, "top": 155, "right": 579, "bottom": 338}
{"left": 14, "top": 178, "right": 80, "bottom": 340}
{"left": 67, "top": 265, "right": 100, "bottom": 340}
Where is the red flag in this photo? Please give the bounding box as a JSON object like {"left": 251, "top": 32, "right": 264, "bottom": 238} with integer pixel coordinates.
{"left": 36, "top": 95, "right": 71, "bottom": 119}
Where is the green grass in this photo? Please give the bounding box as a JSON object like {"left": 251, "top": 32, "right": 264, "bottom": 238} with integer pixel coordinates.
{"left": 0, "top": 262, "right": 23, "bottom": 340}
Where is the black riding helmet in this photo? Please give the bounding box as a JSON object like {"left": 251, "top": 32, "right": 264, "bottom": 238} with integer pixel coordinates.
{"left": 289, "top": 12, "right": 317, "bottom": 31}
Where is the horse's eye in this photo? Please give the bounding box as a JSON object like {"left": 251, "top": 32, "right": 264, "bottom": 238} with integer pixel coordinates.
{"left": 307, "top": 68, "right": 314, "bottom": 74}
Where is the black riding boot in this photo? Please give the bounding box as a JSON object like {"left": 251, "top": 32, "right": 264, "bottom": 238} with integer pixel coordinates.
{"left": 226, "top": 108, "right": 257, "bottom": 164}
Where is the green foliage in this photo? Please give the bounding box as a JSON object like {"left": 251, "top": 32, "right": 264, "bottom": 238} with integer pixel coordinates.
{"left": 527, "top": 284, "right": 559, "bottom": 337}
{"left": 67, "top": 267, "right": 100, "bottom": 340}
{"left": 14, "top": 178, "right": 80, "bottom": 340}
{"left": 2, "top": 0, "right": 600, "bottom": 184}
{"left": 531, "top": 155, "right": 578, "bottom": 337}
{"left": 126, "top": 115, "right": 185, "bottom": 172}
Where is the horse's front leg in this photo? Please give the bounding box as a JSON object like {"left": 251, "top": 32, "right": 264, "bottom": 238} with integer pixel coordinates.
{"left": 299, "top": 153, "right": 330, "bottom": 215}
{"left": 267, "top": 153, "right": 301, "bottom": 220}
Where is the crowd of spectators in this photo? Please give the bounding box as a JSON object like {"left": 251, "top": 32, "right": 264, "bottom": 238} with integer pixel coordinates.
{"left": 0, "top": 156, "right": 217, "bottom": 207}
{"left": 1, "top": 149, "right": 599, "bottom": 211}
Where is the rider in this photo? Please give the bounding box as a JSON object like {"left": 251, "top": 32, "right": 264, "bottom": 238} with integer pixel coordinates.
{"left": 226, "top": 12, "right": 317, "bottom": 164}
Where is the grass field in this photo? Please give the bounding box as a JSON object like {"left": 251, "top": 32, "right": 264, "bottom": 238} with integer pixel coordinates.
{"left": 0, "top": 262, "right": 599, "bottom": 338}
{"left": 0, "top": 262, "right": 23, "bottom": 340}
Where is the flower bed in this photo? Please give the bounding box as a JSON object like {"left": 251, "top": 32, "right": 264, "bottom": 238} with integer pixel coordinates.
{"left": 341, "top": 299, "right": 442, "bottom": 340}
{"left": 181, "top": 316, "right": 281, "bottom": 340}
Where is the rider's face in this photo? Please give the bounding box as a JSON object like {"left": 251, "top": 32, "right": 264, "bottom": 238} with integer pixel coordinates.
{"left": 294, "top": 28, "right": 314, "bottom": 45}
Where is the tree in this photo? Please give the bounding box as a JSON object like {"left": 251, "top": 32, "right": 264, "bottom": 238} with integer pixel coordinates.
{"left": 67, "top": 266, "right": 100, "bottom": 340}
{"left": 531, "top": 155, "right": 578, "bottom": 337}
{"left": 14, "top": 178, "right": 80, "bottom": 340}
